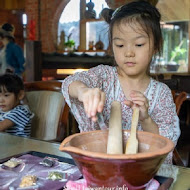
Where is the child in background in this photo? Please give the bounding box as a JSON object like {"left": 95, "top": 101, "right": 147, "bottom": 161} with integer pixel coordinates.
{"left": 62, "top": 1, "right": 180, "bottom": 164}
{"left": 0, "top": 23, "right": 25, "bottom": 77}
{"left": 0, "top": 74, "right": 34, "bottom": 137}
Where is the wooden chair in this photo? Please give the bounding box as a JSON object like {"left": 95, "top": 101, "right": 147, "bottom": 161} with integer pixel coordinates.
{"left": 24, "top": 81, "right": 69, "bottom": 142}
{"left": 172, "top": 90, "right": 187, "bottom": 166}
{"left": 172, "top": 91, "right": 187, "bottom": 115}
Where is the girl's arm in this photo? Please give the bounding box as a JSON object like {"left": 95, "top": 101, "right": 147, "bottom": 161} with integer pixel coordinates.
{"left": 69, "top": 81, "right": 105, "bottom": 121}
{"left": 62, "top": 65, "right": 109, "bottom": 130}
{"left": 124, "top": 90, "right": 159, "bottom": 134}
{"left": 151, "top": 86, "right": 180, "bottom": 146}
{"left": 140, "top": 116, "right": 159, "bottom": 134}
{"left": 68, "top": 81, "right": 88, "bottom": 99}
{"left": 0, "top": 119, "right": 14, "bottom": 131}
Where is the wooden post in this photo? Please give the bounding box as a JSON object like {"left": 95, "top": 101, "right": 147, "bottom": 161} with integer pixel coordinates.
{"left": 79, "top": 0, "right": 86, "bottom": 50}
{"left": 188, "top": 21, "right": 190, "bottom": 73}
{"left": 25, "top": 40, "right": 42, "bottom": 82}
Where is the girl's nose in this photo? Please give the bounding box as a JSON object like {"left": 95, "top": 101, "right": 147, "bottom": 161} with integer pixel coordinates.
{"left": 125, "top": 51, "right": 135, "bottom": 57}
{"left": 125, "top": 48, "right": 135, "bottom": 57}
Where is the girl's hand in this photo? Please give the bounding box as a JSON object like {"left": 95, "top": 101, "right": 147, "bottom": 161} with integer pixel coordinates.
{"left": 124, "top": 90, "right": 149, "bottom": 121}
{"left": 78, "top": 87, "right": 105, "bottom": 122}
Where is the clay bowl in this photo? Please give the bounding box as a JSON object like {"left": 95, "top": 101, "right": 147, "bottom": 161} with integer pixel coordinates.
{"left": 59, "top": 130, "right": 174, "bottom": 190}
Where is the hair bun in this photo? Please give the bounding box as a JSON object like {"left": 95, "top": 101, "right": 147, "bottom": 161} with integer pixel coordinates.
{"left": 101, "top": 8, "right": 114, "bottom": 24}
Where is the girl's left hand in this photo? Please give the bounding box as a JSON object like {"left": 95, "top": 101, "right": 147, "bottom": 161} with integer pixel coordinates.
{"left": 124, "top": 90, "right": 149, "bottom": 121}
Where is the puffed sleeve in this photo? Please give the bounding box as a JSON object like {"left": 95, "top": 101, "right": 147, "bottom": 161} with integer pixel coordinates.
{"left": 151, "top": 84, "right": 180, "bottom": 146}
{"left": 61, "top": 65, "right": 106, "bottom": 132}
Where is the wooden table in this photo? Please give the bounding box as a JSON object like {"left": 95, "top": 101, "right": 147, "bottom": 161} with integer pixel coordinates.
{"left": 0, "top": 132, "right": 190, "bottom": 190}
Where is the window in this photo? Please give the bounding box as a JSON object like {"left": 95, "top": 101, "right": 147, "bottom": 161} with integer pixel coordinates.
{"left": 86, "top": 20, "right": 109, "bottom": 50}
{"left": 151, "top": 21, "right": 189, "bottom": 73}
{"left": 58, "top": 0, "right": 80, "bottom": 50}
{"left": 58, "top": 0, "right": 108, "bottom": 51}
{"left": 86, "top": 0, "right": 108, "bottom": 19}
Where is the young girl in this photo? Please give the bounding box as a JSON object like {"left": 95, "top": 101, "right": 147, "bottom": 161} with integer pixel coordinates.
{"left": 62, "top": 1, "right": 180, "bottom": 164}
{"left": 0, "top": 73, "right": 33, "bottom": 137}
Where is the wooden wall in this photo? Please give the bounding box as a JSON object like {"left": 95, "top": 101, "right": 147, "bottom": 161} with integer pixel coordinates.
{"left": 0, "top": 0, "right": 25, "bottom": 48}
{"left": 157, "top": 0, "right": 190, "bottom": 21}
{"left": 0, "top": 10, "right": 24, "bottom": 48}
{"left": 0, "top": 0, "right": 25, "bottom": 10}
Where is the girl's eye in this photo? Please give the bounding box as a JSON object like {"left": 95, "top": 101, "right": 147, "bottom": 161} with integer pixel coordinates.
{"left": 4, "top": 94, "right": 10, "bottom": 97}
{"left": 136, "top": 44, "right": 144, "bottom": 47}
{"left": 116, "top": 44, "right": 124, "bottom": 48}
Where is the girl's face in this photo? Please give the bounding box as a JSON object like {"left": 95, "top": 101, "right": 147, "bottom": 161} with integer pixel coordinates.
{"left": 112, "top": 21, "right": 155, "bottom": 78}
{"left": 0, "top": 87, "right": 21, "bottom": 112}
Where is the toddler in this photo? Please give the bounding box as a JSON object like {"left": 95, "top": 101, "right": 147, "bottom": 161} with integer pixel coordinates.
{"left": 0, "top": 73, "right": 34, "bottom": 137}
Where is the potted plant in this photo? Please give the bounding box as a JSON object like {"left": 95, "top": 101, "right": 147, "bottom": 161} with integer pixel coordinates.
{"left": 64, "top": 33, "right": 75, "bottom": 51}
{"left": 168, "top": 40, "right": 187, "bottom": 71}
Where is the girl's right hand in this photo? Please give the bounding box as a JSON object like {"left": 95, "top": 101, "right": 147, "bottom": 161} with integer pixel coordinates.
{"left": 78, "top": 87, "right": 105, "bottom": 122}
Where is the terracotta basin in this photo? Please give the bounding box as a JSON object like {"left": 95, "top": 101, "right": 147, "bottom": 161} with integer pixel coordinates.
{"left": 59, "top": 130, "right": 174, "bottom": 190}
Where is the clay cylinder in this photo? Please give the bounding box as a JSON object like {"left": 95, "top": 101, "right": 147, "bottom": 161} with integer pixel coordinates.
{"left": 107, "top": 101, "right": 123, "bottom": 154}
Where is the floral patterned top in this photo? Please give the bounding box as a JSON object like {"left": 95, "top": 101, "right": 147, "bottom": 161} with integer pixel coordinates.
{"left": 62, "top": 65, "right": 180, "bottom": 164}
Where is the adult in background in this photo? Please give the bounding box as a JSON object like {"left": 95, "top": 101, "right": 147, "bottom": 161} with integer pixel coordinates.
{"left": 0, "top": 23, "right": 25, "bottom": 77}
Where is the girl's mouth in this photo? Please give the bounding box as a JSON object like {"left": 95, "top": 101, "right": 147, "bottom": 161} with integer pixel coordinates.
{"left": 125, "top": 62, "right": 136, "bottom": 66}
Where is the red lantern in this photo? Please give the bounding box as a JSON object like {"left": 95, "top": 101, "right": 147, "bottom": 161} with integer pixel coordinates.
{"left": 29, "top": 20, "right": 36, "bottom": 41}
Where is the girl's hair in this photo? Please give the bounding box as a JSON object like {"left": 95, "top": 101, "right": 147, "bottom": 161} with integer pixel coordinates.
{"left": 0, "top": 74, "right": 24, "bottom": 97}
{"left": 101, "top": 0, "right": 163, "bottom": 56}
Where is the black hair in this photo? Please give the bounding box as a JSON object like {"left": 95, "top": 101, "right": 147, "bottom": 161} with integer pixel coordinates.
{"left": 2, "top": 23, "right": 14, "bottom": 32}
{"left": 0, "top": 23, "right": 15, "bottom": 42}
{"left": 0, "top": 73, "right": 24, "bottom": 97}
{"left": 101, "top": 0, "right": 163, "bottom": 56}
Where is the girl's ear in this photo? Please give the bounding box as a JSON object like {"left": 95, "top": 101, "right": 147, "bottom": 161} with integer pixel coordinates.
{"left": 18, "top": 90, "right": 25, "bottom": 101}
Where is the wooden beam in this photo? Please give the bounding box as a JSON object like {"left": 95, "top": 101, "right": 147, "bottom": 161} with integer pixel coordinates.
{"left": 25, "top": 40, "right": 42, "bottom": 81}
{"left": 157, "top": 0, "right": 190, "bottom": 22}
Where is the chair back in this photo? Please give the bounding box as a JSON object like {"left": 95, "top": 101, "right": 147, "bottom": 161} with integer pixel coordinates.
{"left": 172, "top": 90, "right": 187, "bottom": 166}
{"left": 24, "top": 81, "right": 69, "bottom": 141}
{"left": 172, "top": 91, "right": 187, "bottom": 115}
